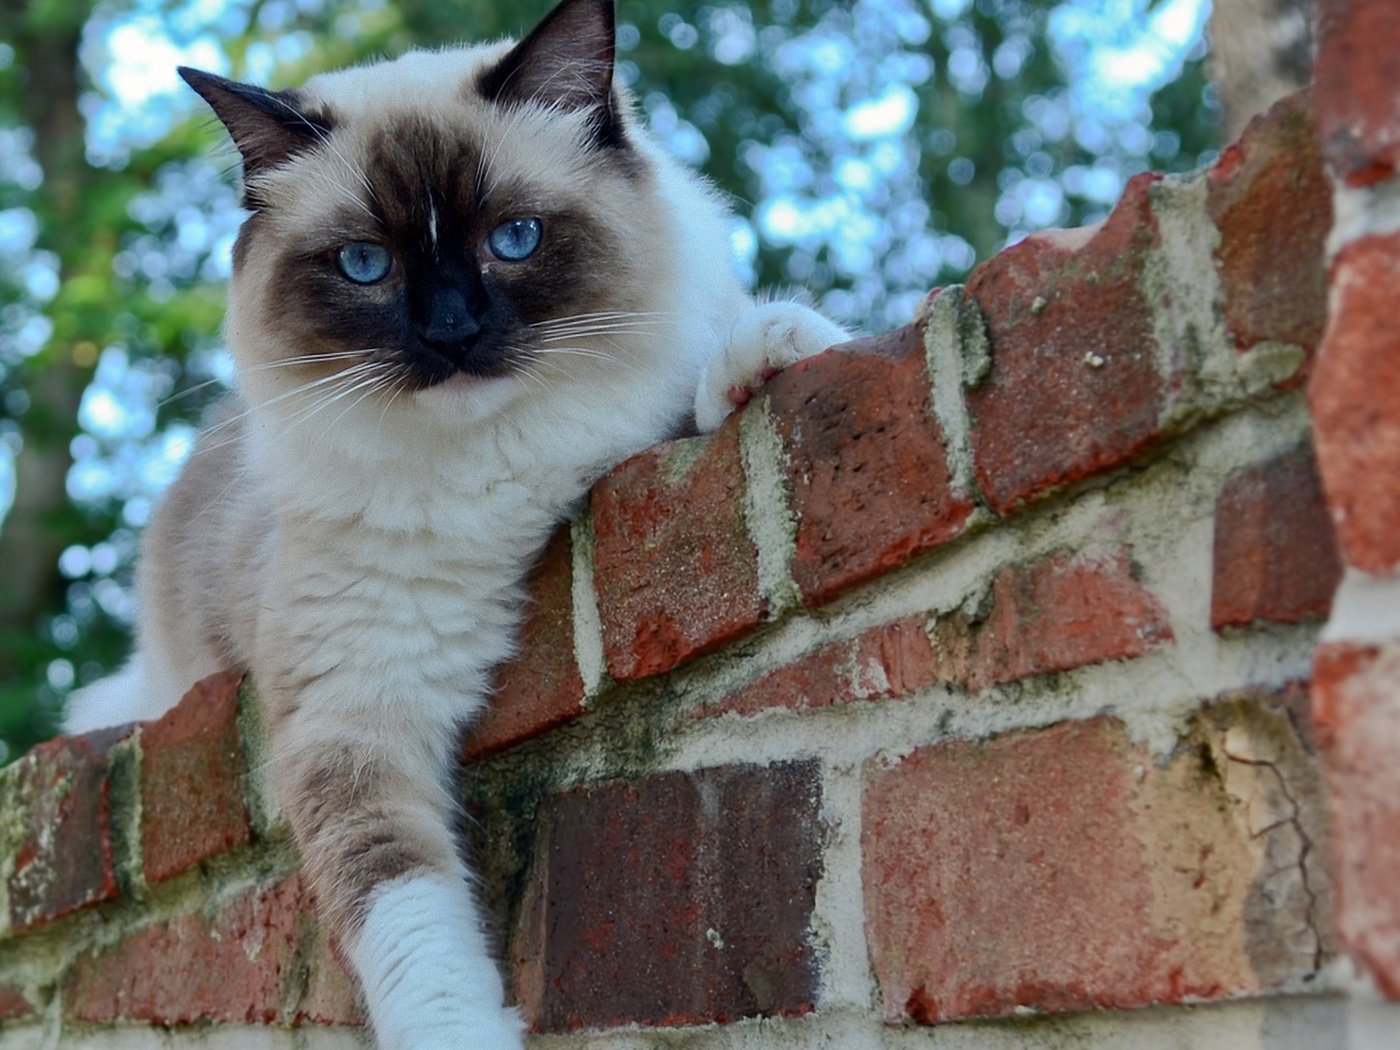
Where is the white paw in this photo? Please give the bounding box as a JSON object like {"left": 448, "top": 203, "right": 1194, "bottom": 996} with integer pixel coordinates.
{"left": 353, "top": 875, "right": 527, "bottom": 1050}
{"left": 694, "top": 299, "right": 849, "bottom": 433}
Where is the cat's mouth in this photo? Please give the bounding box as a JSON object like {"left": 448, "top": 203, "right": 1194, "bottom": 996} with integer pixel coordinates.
{"left": 409, "top": 338, "right": 516, "bottom": 389}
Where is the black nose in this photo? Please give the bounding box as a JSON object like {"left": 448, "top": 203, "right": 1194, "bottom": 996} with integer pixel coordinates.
{"left": 420, "top": 287, "right": 481, "bottom": 346}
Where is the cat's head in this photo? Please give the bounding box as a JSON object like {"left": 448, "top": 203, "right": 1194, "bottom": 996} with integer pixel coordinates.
{"left": 185, "top": 0, "right": 675, "bottom": 426}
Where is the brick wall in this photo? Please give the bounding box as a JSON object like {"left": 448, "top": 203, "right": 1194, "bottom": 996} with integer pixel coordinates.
{"left": 3, "top": 18, "right": 1399, "bottom": 1048}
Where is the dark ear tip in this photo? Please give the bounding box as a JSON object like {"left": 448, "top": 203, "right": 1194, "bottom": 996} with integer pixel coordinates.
{"left": 178, "top": 66, "right": 224, "bottom": 99}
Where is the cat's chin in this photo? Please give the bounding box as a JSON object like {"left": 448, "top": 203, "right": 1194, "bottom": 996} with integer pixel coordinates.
{"left": 410, "top": 372, "right": 527, "bottom": 427}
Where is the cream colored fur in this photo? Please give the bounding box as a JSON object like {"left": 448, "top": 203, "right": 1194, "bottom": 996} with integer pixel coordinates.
{"left": 65, "top": 5, "right": 846, "bottom": 1047}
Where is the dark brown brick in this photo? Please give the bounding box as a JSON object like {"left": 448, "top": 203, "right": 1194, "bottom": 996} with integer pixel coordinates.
{"left": 1211, "top": 443, "right": 1343, "bottom": 629}
{"left": 468, "top": 527, "right": 585, "bottom": 760}
{"left": 591, "top": 420, "right": 764, "bottom": 681}
{"left": 4, "top": 726, "right": 132, "bottom": 932}
{"left": 1206, "top": 92, "right": 1330, "bottom": 380}
{"left": 513, "top": 762, "right": 823, "bottom": 1032}
{"left": 965, "top": 174, "right": 1171, "bottom": 515}
{"left": 140, "top": 672, "right": 252, "bottom": 884}
{"left": 766, "top": 325, "right": 974, "bottom": 607}
{"left": 929, "top": 546, "right": 1173, "bottom": 690}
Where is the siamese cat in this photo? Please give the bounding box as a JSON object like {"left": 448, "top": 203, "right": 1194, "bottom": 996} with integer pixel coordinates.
{"left": 65, "top": 0, "right": 847, "bottom": 1045}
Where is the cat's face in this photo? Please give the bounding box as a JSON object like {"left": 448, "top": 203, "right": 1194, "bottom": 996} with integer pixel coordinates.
{"left": 187, "top": 0, "right": 671, "bottom": 424}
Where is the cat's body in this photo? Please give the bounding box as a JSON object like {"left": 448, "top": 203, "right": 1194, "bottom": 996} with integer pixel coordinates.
{"left": 64, "top": 1, "right": 845, "bottom": 1047}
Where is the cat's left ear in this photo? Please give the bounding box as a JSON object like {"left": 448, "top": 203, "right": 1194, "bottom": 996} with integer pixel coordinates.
{"left": 478, "top": 0, "right": 623, "bottom": 148}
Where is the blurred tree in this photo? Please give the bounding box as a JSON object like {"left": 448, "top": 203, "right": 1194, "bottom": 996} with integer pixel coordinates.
{"left": 0, "top": 0, "right": 1220, "bottom": 762}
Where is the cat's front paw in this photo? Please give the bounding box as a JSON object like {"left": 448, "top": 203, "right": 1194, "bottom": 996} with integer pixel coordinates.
{"left": 695, "top": 299, "right": 849, "bottom": 432}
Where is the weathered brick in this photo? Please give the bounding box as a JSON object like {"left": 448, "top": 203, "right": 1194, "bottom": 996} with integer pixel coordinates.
{"left": 3, "top": 726, "right": 131, "bottom": 932}
{"left": 1206, "top": 92, "right": 1330, "bottom": 377}
{"left": 0, "top": 985, "right": 32, "bottom": 1022}
{"left": 140, "top": 671, "right": 251, "bottom": 884}
{"left": 1310, "top": 232, "right": 1400, "bottom": 573}
{"left": 513, "top": 761, "right": 823, "bottom": 1032}
{"left": 1313, "top": 642, "right": 1400, "bottom": 997}
{"left": 965, "top": 174, "right": 1172, "bottom": 515}
{"left": 592, "top": 420, "right": 764, "bottom": 681}
{"left": 864, "top": 708, "right": 1331, "bottom": 1024}
{"left": 1212, "top": 443, "right": 1343, "bottom": 630}
{"left": 928, "top": 546, "right": 1173, "bottom": 690}
{"left": 468, "top": 528, "right": 585, "bottom": 760}
{"left": 766, "top": 325, "right": 974, "bottom": 607}
{"left": 294, "top": 921, "right": 365, "bottom": 1026}
{"left": 64, "top": 874, "right": 309, "bottom": 1025}
{"left": 1314, "top": 0, "right": 1400, "bottom": 186}
{"left": 696, "top": 618, "right": 935, "bottom": 718}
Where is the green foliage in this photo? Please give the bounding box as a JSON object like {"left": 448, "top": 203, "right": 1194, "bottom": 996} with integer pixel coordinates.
{"left": 0, "top": 0, "right": 1220, "bottom": 763}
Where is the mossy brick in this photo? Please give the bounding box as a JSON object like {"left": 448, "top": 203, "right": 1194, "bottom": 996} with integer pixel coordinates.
{"left": 3, "top": 725, "right": 132, "bottom": 932}
{"left": 512, "top": 761, "right": 823, "bottom": 1032}
{"left": 293, "top": 915, "right": 366, "bottom": 1026}
{"left": 964, "top": 174, "right": 1174, "bottom": 515}
{"left": 1314, "top": 0, "right": 1400, "bottom": 186}
{"left": 1309, "top": 232, "right": 1400, "bottom": 573}
{"left": 1206, "top": 92, "right": 1331, "bottom": 379}
{"left": 591, "top": 420, "right": 764, "bottom": 681}
{"left": 0, "top": 985, "right": 32, "bottom": 1022}
{"left": 765, "top": 324, "right": 974, "bottom": 608}
{"left": 863, "top": 709, "right": 1330, "bottom": 1025}
{"left": 696, "top": 618, "right": 935, "bottom": 718}
{"left": 64, "top": 874, "right": 312, "bottom": 1025}
{"left": 1211, "top": 443, "right": 1343, "bottom": 630}
{"left": 927, "top": 546, "right": 1172, "bottom": 691}
{"left": 1313, "top": 642, "right": 1400, "bottom": 998}
{"left": 140, "top": 671, "right": 252, "bottom": 884}
{"left": 467, "top": 527, "right": 585, "bottom": 760}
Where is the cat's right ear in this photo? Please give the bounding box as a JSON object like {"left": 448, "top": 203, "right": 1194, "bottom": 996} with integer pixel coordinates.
{"left": 478, "top": 0, "right": 623, "bottom": 148}
{"left": 179, "top": 68, "right": 332, "bottom": 184}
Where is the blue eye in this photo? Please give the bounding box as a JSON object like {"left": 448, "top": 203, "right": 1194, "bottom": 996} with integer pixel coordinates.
{"left": 337, "top": 242, "right": 392, "bottom": 284}
{"left": 487, "top": 217, "right": 542, "bottom": 261}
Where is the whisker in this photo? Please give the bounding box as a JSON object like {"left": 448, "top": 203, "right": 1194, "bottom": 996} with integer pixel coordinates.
{"left": 316, "top": 372, "right": 398, "bottom": 438}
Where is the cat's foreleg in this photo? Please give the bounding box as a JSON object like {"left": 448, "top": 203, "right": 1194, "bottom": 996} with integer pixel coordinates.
{"left": 270, "top": 691, "right": 524, "bottom": 1050}
{"left": 693, "top": 297, "right": 850, "bottom": 433}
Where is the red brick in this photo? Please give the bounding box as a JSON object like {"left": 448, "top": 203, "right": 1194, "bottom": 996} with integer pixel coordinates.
{"left": 863, "top": 711, "right": 1329, "bottom": 1024}
{"left": 4, "top": 726, "right": 131, "bottom": 932}
{"left": 766, "top": 325, "right": 974, "bottom": 607}
{"left": 965, "top": 174, "right": 1172, "bottom": 515}
{"left": 64, "top": 874, "right": 310, "bottom": 1024}
{"left": 294, "top": 922, "right": 365, "bottom": 1026}
{"left": 1212, "top": 443, "right": 1343, "bottom": 629}
{"left": 1313, "top": 642, "right": 1400, "bottom": 997}
{"left": 1314, "top": 1, "right": 1400, "bottom": 186}
{"left": 468, "top": 528, "right": 585, "bottom": 760}
{"left": 512, "top": 761, "right": 823, "bottom": 1032}
{"left": 928, "top": 546, "right": 1172, "bottom": 691}
{"left": 696, "top": 618, "right": 935, "bottom": 718}
{"left": 1310, "top": 232, "right": 1400, "bottom": 572}
{"left": 0, "top": 985, "right": 32, "bottom": 1022}
{"left": 140, "top": 671, "right": 251, "bottom": 884}
{"left": 591, "top": 420, "right": 764, "bottom": 681}
{"left": 1206, "top": 92, "right": 1330, "bottom": 379}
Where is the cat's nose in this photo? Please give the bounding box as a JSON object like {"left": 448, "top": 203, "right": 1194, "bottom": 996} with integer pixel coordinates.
{"left": 420, "top": 287, "right": 481, "bottom": 347}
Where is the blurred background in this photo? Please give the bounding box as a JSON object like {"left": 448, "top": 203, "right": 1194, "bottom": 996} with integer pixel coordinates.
{"left": 0, "top": 0, "right": 1306, "bottom": 762}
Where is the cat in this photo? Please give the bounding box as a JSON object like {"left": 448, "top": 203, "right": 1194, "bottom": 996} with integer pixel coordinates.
{"left": 62, "top": 0, "right": 847, "bottom": 1046}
